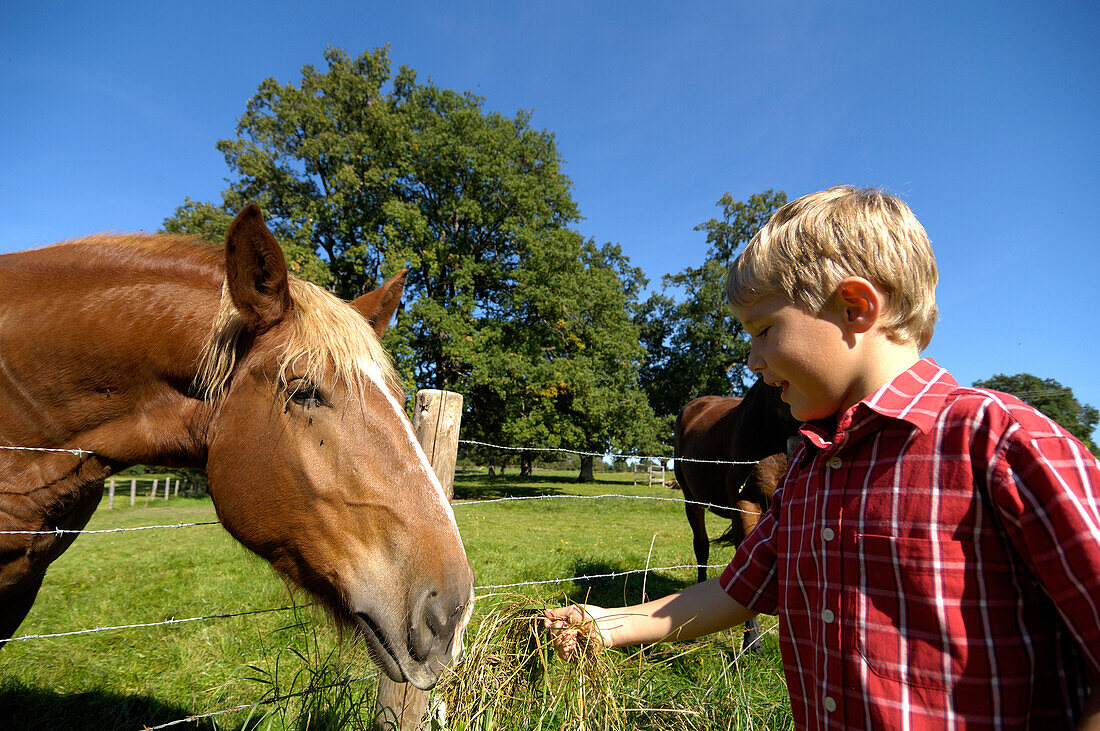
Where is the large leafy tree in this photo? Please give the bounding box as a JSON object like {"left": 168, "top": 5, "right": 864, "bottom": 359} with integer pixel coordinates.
{"left": 165, "top": 46, "right": 659, "bottom": 474}
{"left": 638, "top": 190, "right": 787, "bottom": 418}
{"left": 973, "top": 373, "right": 1099, "bottom": 454}
{"left": 167, "top": 47, "right": 577, "bottom": 391}
{"left": 464, "top": 229, "right": 661, "bottom": 478}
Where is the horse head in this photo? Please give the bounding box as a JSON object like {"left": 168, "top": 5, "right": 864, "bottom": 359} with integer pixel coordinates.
{"left": 198, "top": 205, "right": 473, "bottom": 690}
{"left": 746, "top": 378, "right": 800, "bottom": 443}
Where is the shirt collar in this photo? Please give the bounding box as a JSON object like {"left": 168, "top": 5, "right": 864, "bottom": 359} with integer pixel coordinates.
{"left": 799, "top": 358, "right": 957, "bottom": 448}
{"left": 862, "top": 357, "right": 957, "bottom": 433}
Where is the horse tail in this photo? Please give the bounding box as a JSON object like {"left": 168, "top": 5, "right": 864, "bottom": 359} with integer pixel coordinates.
{"left": 712, "top": 520, "right": 741, "bottom": 548}
{"left": 712, "top": 480, "right": 772, "bottom": 549}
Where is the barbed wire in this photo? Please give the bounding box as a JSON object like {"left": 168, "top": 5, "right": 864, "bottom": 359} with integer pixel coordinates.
{"left": 1, "top": 438, "right": 763, "bottom": 467}
{"left": 3, "top": 562, "right": 730, "bottom": 647}
{"left": 458, "top": 438, "right": 761, "bottom": 466}
{"left": 0, "top": 492, "right": 762, "bottom": 537}
{"left": 461, "top": 492, "right": 760, "bottom": 516}
{"left": 476, "top": 563, "right": 728, "bottom": 591}
{"left": 143, "top": 618, "right": 781, "bottom": 730}
{"left": 0, "top": 444, "right": 94, "bottom": 456}
{"left": 0, "top": 449, "right": 754, "bottom": 725}
{"left": 142, "top": 672, "right": 380, "bottom": 730}
{"left": 144, "top": 620, "right": 781, "bottom": 730}
{"left": 146, "top": 619, "right": 783, "bottom": 729}
{"left": 0, "top": 444, "right": 777, "bottom": 726}
{"left": 0, "top": 521, "right": 220, "bottom": 536}
{"left": 0, "top": 605, "right": 307, "bottom": 645}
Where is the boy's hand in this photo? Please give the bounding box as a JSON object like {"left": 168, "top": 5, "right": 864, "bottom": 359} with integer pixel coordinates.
{"left": 541, "top": 603, "right": 613, "bottom": 659}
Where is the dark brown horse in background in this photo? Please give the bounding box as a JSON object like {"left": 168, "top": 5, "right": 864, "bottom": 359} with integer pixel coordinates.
{"left": 673, "top": 379, "right": 798, "bottom": 654}
{"left": 0, "top": 206, "right": 472, "bottom": 690}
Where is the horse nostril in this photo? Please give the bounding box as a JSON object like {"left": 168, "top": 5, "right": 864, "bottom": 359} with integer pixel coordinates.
{"left": 408, "top": 586, "right": 465, "bottom": 663}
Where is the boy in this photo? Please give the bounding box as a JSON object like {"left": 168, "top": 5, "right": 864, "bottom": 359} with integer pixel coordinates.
{"left": 543, "top": 186, "right": 1100, "bottom": 729}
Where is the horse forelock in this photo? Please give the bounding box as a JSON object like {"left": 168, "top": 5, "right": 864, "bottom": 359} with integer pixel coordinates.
{"left": 195, "top": 277, "right": 400, "bottom": 402}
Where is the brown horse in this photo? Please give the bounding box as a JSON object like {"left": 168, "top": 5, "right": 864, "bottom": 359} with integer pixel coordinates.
{"left": 673, "top": 379, "right": 798, "bottom": 653}
{"left": 0, "top": 205, "right": 473, "bottom": 690}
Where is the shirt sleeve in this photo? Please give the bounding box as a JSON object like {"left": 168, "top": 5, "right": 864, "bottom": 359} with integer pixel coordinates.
{"left": 988, "top": 417, "right": 1100, "bottom": 675}
{"left": 719, "top": 484, "right": 782, "bottom": 615}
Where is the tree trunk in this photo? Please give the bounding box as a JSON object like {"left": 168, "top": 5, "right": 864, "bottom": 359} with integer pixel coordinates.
{"left": 577, "top": 455, "right": 595, "bottom": 483}
{"left": 520, "top": 452, "right": 533, "bottom": 476}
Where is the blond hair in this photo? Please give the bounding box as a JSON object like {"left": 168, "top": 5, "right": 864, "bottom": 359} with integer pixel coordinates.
{"left": 726, "top": 185, "right": 938, "bottom": 350}
{"left": 197, "top": 277, "right": 400, "bottom": 402}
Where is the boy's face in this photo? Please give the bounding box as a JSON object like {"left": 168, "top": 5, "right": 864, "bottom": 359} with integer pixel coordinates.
{"left": 735, "top": 295, "right": 860, "bottom": 422}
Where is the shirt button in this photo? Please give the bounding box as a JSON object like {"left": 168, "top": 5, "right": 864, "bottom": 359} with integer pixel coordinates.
{"left": 822, "top": 609, "right": 835, "bottom": 624}
{"left": 822, "top": 527, "right": 835, "bottom": 542}
{"left": 827, "top": 456, "right": 842, "bottom": 469}
{"left": 824, "top": 696, "right": 837, "bottom": 712}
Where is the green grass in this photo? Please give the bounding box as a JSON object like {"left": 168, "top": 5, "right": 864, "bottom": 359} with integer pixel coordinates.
{"left": 0, "top": 470, "right": 792, "bottom": 729}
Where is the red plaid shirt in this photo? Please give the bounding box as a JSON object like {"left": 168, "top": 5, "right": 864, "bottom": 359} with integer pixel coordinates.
{"left": 720, "top": 358, "right": 1100, "bottom": 729}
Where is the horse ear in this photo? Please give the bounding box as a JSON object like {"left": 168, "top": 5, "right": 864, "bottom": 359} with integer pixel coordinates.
{"left": 350, "top": 268, "right": 408, "bottom": 338}
{"left": 224, "top": 204, "right": 292, "bottom": 331}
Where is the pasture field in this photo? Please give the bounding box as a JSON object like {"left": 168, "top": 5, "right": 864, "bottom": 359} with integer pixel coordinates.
{"left": 0, "top": 470, "right": 792, "bottom": 730}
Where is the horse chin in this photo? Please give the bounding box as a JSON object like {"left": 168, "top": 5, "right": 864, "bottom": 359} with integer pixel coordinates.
{"left": 353, "top": 611, "right": 441, "bottom": 691}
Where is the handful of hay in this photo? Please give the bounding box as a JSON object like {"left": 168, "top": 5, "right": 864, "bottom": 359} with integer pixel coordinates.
{"left": 431, "top": 593, "right": 789, "bottom": 731}
{"left": 433, "top": 594, "right": 624, "bottom": 731}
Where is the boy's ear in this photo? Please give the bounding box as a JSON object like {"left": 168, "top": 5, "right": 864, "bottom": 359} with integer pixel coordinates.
{"left": 836, "top": 277, "right": 882, "bottom": 334}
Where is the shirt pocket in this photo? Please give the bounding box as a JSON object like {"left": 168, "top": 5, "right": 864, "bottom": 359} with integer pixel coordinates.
{"left": 853, "top": 531, "right": 995, "bottom": 692}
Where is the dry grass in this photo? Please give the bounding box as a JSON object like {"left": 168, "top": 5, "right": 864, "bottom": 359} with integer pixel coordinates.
{"left": 434, "top": 594, "right": 623, "bottom": 731}
{"left": 432, "top": 594, "right": 791, "bottom": 731}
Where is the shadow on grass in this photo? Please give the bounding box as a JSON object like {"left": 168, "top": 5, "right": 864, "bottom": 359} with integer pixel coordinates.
{"left": 559, "top": 558, "right": 695, "bottom": 609}
{"left": 452, "top": 472, "right": 567, "bottom": 500}
{"left": 452, "top": 469, "right": 635, "bottom": 500}
{"left": 0, "top": 679, "right": 236, "bottom": 731}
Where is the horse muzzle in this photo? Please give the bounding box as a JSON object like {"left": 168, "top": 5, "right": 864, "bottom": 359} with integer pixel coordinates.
{"left": 353, "top": 579, "right": 475, "bottom": 690}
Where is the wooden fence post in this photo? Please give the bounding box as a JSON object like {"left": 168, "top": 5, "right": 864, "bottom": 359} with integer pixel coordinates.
{"left": 650, "top": 462, "right": 664, "bottom": 487}
{"left": 411, "top": 389, "right": 464, "bottom": 499}
{"left": 108, "top": 478, "right": 115, "bottom": 510}
{"left": 173, "top": 479, "right": 179, "bottom": 497}
{"left": 130, "top": 478, "right": 136, "bottom": 507}
{"left": 374, "top": 388, "right": 463, "bottom": 731}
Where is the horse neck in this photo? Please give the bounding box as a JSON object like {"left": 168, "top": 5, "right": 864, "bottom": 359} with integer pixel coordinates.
{"left": 739, "top": 383, "right": 797, "bottom": 448}
{"left": 0, "top": 238, "right": 223, "bottom": 477}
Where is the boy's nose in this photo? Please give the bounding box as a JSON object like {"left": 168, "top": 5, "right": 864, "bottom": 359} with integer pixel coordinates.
{"left": 747, "top": 347, "right": 764, "bottom": 373}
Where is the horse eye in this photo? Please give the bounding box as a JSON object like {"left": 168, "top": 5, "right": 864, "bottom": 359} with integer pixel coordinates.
{"left": 289, "top": 383, "right": 326, "bottom": 408}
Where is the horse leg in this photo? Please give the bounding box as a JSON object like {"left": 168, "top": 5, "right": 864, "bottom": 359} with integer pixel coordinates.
{"left": 739, "top": 616, "right": 764, "bottom": 656}
{"left": 733, "top": 494, "right": 766, "bottom": 656}
{"left": 685, "top": 501, "right": 709, "bottom": 583}
{"left": 0, "top": 572, "right": 45, "bottom": 642}
{"left": 0, "top": 478, "right": 104, "bottom": 644}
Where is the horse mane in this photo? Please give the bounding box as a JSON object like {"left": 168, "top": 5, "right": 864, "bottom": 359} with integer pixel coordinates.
{"left": 45, "top": 232, "right": 398, "bottom": 403}
{"left": 196, "top": 275, "right": 401, "bottom": 403}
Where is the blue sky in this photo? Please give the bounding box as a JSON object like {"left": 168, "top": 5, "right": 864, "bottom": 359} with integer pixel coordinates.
{"left": 2, "top": 1, "right": 1097, "bottom": 441}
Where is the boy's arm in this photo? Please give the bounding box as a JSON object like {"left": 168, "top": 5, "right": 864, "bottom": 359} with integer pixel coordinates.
{"left": 542, "top": 578, "right": 757, "bottom": 657}
{"left": 990, "top": 424, "right": 1100, "bottom": 693}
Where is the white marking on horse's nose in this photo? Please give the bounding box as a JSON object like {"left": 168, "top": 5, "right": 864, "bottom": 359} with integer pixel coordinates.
{"left": 451, "top": 590, "right": 476, "bottom": 663}
{"left": 362, "top": 360, "right": 458, "bottom": 527}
